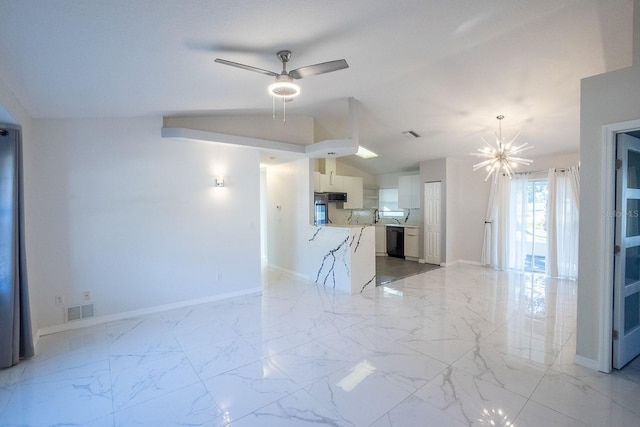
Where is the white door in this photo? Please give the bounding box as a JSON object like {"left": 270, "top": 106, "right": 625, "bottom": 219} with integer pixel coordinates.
{"left": 613, "top": 133, "right": 640, "bottom": 368}
{"left": 424, "top": 182, "right": 441, "bottom": 265}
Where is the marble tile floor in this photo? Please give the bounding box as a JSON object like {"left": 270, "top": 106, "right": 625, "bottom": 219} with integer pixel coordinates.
{"left": 1, "top": 264, "right": 640, "bottom": 426}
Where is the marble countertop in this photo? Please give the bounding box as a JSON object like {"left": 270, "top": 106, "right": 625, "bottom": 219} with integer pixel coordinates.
{"left": 324, "top": 224, "right": 375, "bottom": 228}
{"left": 329, "top": 223, "right": 420, "bottom": 228}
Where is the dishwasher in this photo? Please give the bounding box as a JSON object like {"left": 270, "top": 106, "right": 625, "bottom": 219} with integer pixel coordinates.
{"left": 386, "top": 225, "right": 405, "bottom": 258}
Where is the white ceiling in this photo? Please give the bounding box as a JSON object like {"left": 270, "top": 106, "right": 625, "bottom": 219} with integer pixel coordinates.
{"left": 0, "top": 0, "right": 633, "bottom": 175}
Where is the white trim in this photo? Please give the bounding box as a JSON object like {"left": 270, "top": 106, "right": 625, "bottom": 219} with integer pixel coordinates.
{"left": 37, "top": 287, "right": 262, "bottom": 337}
{"left": 574, "top": 354, "right": 599, "bottom": 371}
{"left": 598, "top": 118, "right": 640, "bottom": 373}
{"left": 266, "top": 263, "right": 311, "bottom": 282}
{"left": 440, "top": 259, "right": 482, "bottom": 267}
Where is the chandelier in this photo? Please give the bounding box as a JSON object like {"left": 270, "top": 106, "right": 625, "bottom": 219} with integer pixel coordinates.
{"left": 471, "top": 115, "right": 533, "bottom": 182}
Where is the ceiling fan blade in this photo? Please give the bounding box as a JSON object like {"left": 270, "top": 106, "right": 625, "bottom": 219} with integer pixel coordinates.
{"left": 214, "top": 58, "right": 279, "bottom": 77}
{"left": 289, "top": 59, "right": 349, "bottom": 79}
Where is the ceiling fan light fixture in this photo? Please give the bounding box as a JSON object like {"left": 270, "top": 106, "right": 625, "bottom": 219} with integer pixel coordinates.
{"left": 269, "top": 75, "right": 300, "bottom": 99}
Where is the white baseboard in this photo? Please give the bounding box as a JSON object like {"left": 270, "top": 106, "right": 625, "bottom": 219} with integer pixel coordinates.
{"left": 37, "top": 287, "right": 262, "bottom": 337}
{"left": 266, "top": 263, "right": 311, "bottom": 282}
{"left": 574, "top": 354, "right": 600, "bottom": 371}
{"left": 440, "top": 259, "right": 482, "bottom": 267}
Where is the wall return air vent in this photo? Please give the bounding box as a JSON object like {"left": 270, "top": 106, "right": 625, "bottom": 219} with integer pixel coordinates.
{"left": 66, "top": 304, "right": 95, "bottom": 322}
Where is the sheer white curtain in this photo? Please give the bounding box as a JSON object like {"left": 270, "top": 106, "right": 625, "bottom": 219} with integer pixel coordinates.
{"left": 546, "top": 167, "right": 580, "bottom": 279}
{"left": 481, "top": 179, "right": 496, "bottom": 266}
{"left": 482, "top": 175, "right": 511, "bottom": 270}
{"left": 508, "top": 175, "right": 529, "bottom": 271}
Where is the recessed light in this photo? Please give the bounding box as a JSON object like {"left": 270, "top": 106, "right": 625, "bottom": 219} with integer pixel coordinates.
{"left": 355, "top": 146, "right": 379, "bottom": 159}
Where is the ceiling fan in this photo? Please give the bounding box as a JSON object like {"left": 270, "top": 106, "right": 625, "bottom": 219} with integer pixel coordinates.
{"left": 214, "top": 50, "right": 349, "bottom": 99}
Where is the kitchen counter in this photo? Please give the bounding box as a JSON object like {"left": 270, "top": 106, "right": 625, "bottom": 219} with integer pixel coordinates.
{"left": 329, "top": 223, "right": 419, "bottom": 228}
{"left": 307, "top": 224, "right": 375, "bottom": 294}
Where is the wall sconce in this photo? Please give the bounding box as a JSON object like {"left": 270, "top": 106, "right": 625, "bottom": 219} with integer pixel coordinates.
{"left": 215, "top": 176, "right": 225, "bottom": 187}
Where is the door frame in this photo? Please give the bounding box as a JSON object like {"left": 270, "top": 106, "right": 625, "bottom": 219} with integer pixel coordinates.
{"left": 423, "top": 181, "right": 442, "bottom": 265}
{"left": 599, "top": 119, "right": 640, "bottom": 372}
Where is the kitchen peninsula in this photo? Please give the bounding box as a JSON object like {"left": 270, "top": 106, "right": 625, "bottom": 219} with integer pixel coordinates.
{"left": 306, "top": 224, "right": 375, "bottom": 294}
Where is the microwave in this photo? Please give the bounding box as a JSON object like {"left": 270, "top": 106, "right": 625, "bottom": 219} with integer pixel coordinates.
{"left": 326, "top": 192, "right": 348, "bottom": 202}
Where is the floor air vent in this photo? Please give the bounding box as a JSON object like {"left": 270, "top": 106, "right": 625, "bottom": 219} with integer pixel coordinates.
{"left": 66, "top": 304, "right": 94, "bottom": 322}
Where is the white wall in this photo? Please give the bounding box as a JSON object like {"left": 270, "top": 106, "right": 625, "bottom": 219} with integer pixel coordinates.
{"left": 579, "top": 65, "right": 640, "bottom": 363}
{"left": 29, "top": 117, "right": 262, "bottom": 330}
{"left": 337, "top": 160, "right": 376, "bottom": 189}
{"left": 266, "top": 158, "right": 314, "bottom": 272}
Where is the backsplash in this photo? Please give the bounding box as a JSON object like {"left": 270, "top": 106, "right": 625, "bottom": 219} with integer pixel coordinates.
{"left": 328, "top": 206, "right": 422, "bottom": 227}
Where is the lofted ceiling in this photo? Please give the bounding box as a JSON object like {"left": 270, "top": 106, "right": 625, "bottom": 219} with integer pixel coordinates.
{"left": 0, "top": 0, "right": 633, "bottom": 175}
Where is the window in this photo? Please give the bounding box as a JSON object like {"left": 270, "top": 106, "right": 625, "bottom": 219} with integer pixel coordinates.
{"left": 509, "top": 177, "right": 548, "bottom": 273}
{"left": 379, "top": 188, "right": 404, "bottom": 218}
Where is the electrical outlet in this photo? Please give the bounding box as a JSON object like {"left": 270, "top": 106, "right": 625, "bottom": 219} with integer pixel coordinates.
{"left": 55, "top": 296, "right": 64, "bottom": 306}
{"left": 83, "top": 291, "right": 91, "bottom": 301}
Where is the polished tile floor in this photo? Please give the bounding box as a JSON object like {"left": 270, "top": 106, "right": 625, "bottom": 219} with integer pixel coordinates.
{"left": 1, "top": 265, "right": 640, "bottom": 426}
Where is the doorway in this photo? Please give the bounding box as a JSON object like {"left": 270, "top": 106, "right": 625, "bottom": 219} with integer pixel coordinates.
{"left": 596, "top": 119, "right": 640, "bottom": 373}
{"left": 613, "top": 132, "right": 640, "bottom": 369}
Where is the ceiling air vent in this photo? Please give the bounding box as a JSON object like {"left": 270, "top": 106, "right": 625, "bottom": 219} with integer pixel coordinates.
{"left": 402, "top": 130, "right": 420, "bottom": 138}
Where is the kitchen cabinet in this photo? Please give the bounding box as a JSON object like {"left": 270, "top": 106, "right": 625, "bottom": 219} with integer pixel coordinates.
{"left": 343, "top": 176, "right": 363, "bottom": 209}
{"left": 404, "top": 226, "right": 420, "bottom": 259}
{"left": 315, "top": 172, "right": 363, "bottom": 209}
{"left": 375, "top": 225, "right": 387, "bottom": 255}
{"left": 398, "top": 175, "right": 421, "bottom": 209}
{"left": 318, "top": 173, "right": 344, "bottom": 192}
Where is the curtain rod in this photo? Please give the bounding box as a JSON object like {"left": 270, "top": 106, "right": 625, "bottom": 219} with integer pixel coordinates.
{"left": 509, "top": 167, "right": 575, "bottom": 176}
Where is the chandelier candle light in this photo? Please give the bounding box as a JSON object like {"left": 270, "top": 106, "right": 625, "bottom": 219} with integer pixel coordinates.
{"left": 471, "top": 115, "right": 533, "bottom": 182}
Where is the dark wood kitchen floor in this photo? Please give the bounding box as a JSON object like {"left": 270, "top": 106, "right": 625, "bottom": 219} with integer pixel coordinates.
{"left": 376, "top": 256, "right": 440, "bottom": 286}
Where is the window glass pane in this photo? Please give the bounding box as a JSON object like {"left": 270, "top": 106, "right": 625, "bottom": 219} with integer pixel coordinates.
{"left": 625, "top": 246, "right": 640, "bottom": 286}
{"left": 627, "top": 149, "right": 640, "bottom": 189}
{"left": 523, "top": 179, "right": 548, "bottom": 272}
{"left": 626, "top": 199, "right": 640, "bottom": 237}
{"left": 624, "top": 292, "right": 640, "bottom": 334}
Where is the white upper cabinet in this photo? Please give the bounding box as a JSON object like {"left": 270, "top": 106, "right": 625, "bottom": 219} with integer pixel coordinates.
{"left": 314, "top": 171, "right": 363, "bottom": 209}
{"left": 313, "top": 171, "right": 321, "bottom": 192}
{"left": 343, "top": 176, "right": 363, "bottom": 209}
{"left": 398, "top": 175, "right": 421, "bottom": 209}
{"left": 319, "top": 173, "right": 344, "bottom": 192}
